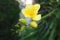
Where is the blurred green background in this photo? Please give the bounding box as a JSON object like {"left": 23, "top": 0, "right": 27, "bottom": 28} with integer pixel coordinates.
{"left": 0, "top": 0, "right": 60, "bottom": 40}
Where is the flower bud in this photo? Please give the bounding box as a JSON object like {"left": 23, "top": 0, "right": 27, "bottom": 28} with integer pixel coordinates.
{"left": 30, "top": 21, "right": 38, "bottom": 28}
{"left": 19, "top": 18, "right": 27, "bottom": 25}
{"left": 20, "top": 26, "right": 25, "bottom": 32}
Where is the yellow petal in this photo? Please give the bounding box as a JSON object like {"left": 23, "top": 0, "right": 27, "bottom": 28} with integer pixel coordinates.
{"left": 32, "top": 14, "right": 41, "bottom": 21}
{"left": 30, "top": 21, "right": 38, "bottom": 28}
{"left": 34, "top": 4, "right": 40, "bottom": 13}
{"left": 22, "top": 8, "right": 32, "bottom": 18}
{"left": 34, "top": 4, "right": 40, "bottom": 10}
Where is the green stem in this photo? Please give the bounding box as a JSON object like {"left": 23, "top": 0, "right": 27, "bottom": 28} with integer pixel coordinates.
{"left": 42, "top": 9, "right": 57, "bottom": 20}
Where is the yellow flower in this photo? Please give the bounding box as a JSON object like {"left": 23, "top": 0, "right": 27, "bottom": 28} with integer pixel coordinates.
{"left": 30, "top": 21, "right": 38, "bottom": 28}
{"left": 22, "top": 4, "right": 41, "bottom": 21}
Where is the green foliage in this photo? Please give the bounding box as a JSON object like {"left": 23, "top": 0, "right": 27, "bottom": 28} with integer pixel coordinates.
{"left": 0, "top": 0, "right": 20, "bottom": 40}
{"left": 19, "top": 0, "right": 60, "bottom": 40}
{"left": 0, "top": 0, "right": 60, "bottom": 40}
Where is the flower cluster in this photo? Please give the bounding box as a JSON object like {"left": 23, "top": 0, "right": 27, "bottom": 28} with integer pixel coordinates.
{"left": 19, "top": 4, "right": 41, "bottom": 31}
